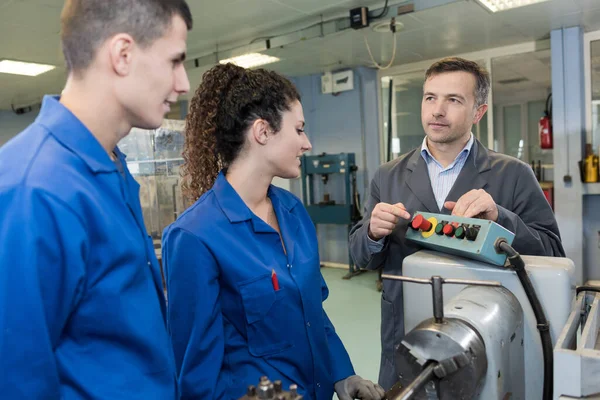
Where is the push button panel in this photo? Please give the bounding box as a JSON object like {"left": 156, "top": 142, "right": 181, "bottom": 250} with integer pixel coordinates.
{"left": 406, "top": 212, "right": 514, "bottom": 266}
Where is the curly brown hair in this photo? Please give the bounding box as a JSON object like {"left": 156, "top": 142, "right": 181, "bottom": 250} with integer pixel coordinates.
{"left": 181, "top": 63, "right": 301, "bottom": 202}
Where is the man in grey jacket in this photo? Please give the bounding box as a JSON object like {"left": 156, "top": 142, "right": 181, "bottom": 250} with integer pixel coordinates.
{"left": 349, "top": 57, "right": 565, "bottom": 390}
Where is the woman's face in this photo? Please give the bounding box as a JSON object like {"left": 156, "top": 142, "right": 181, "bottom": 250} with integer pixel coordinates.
{"left": 266, "top": 100, "right": 312, "bottom": 179}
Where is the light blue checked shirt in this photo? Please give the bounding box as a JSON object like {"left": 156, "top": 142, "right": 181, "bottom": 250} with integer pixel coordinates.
{"left": 420, "top": 133, "right": 474, "bottom": 210}
{"left": 368, "top": 134, "right": 474, "bottom": 253}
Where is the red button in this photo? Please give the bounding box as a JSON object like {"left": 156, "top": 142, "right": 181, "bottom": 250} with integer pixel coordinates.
{"left": 411, "top": 214, "right": 432, "bottom": 232}
{"left": 443, "top": 224, "right": 455, "bottom": 236}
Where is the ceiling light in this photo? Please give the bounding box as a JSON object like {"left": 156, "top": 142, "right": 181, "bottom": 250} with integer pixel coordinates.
{"left": 219, "top": 53, "right": 280, "bottom": 69}
{"left": 476, "top": 0, "right": 551, "bottom": 13}
{"left": 0, "top": 59, "right": 55, "bottom": 76}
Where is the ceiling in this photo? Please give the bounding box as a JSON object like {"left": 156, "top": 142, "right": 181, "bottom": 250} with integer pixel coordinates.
{"left": 491, "top": 50, "right": 551, "bottom": 104}
{"left": 1, "top": 0, "right": 600, "bottom": 110}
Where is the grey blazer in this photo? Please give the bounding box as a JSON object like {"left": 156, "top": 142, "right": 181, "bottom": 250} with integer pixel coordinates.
{"left": 349, "top": 139, "right": 564, "bottom": 390}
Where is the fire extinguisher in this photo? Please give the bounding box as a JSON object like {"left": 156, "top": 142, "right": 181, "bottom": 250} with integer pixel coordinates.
{"left": 539, "top": 93, "right": 552, "bottom": 149}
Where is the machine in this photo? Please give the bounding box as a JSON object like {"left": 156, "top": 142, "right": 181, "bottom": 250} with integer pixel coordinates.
{"left": 300, "top": 153, "right": 362, "bottom": 278}
{"left": 382, "top": 211, "right": 600, "bottom": 400}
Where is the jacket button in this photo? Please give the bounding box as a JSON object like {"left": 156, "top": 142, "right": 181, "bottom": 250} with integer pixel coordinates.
{"left": 316, "top": 382, "right": 321, "bottom": 388}
{"left": 307, "top": 322, "right": 311, "bottom": 327}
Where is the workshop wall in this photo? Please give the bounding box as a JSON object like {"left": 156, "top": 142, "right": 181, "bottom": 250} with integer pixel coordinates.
{"left": 289, "top": 67, "right": 381, "bottom": 265}
{"left": 0, "top": 108, "right": 38, "bottom": 147}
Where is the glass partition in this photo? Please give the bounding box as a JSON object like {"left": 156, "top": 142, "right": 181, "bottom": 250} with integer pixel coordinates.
{"left": 118, "top": 119, "right": 187, "bottom": 243}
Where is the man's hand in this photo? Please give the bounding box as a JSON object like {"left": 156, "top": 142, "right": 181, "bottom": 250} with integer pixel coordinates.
{"left": 444, "top": 189, "right": 499, "bottom": 221}
{"left": 334, "top": 375, "right": 385, "bottom": 400}
{"left": 368, "top": 202, "right": 411, "bottom": 240}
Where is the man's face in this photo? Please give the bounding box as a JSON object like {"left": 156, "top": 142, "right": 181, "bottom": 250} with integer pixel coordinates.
{"left": 119, "top": 14, "right": 190, "bottom": 130}
{"left": 421, "top": 71, "right": 487, "bottom": 145}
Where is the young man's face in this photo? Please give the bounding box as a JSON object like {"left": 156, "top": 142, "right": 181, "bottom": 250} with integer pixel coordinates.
{"left": 421, "top": 71, "right": 487, "bottom": 145}
{"left": 121, "top": 14, "right": 190, "bottom": 130}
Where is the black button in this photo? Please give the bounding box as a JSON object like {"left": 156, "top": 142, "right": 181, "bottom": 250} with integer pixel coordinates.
{"left": 466, "top": 226, "right": 480, "bottom": 241}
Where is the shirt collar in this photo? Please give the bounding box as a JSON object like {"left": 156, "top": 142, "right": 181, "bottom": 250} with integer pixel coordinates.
{"left": 36, "top": 95, "right": 120, "bottom": 173}
{"left": 213, "top": 171, "right": 298, "bottom": 223}
{"left": 421, "top": 133, "right": 474, "bottom": 167}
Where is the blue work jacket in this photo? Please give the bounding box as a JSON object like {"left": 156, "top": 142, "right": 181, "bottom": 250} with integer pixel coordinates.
{"left": 0, "top": 96, "right": 177, "bottom": 399}
{"left": 163, "top": 172, "right": 355, "bottom": 400}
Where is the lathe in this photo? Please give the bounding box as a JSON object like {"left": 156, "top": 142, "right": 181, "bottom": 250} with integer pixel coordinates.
{"left": 384, "top": 212, "right": 599, "bottom": 400}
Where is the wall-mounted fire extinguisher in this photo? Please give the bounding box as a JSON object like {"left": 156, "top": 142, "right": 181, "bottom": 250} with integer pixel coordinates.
{"left": 539, "top": 93, "right": 553, "bottom": 149}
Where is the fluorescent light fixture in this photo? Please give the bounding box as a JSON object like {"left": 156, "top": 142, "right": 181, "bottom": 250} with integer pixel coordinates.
{"left": 219, "top": 53, "right": 280, "bottom": 69}
{"left": 476, "top": 0, "right": 551, "bottom": 12}
{"left": 0, "top": 59, "right": 55, "bottom": 76}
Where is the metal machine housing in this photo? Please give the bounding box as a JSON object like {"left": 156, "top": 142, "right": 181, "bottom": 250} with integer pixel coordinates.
{"left": 401, "top": 250, "right": 575, "bottom": 400}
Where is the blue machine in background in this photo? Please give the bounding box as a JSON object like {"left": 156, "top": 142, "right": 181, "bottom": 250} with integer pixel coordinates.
{"left": 300, "top": 153, "right": 363, "bottom": 278}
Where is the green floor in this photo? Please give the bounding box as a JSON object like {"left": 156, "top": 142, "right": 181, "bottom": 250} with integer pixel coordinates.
{"left": 321, "top": 267, "right": 382, "bottom": 392}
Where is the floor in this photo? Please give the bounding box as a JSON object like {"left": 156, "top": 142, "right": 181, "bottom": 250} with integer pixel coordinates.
{"left": 321, "top": 267, "right": 382, "bottom": 395}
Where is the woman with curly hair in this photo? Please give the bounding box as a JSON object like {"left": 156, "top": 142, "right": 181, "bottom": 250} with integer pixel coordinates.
{"left": 162, "top": 63, "right": 384, "bottom": 400}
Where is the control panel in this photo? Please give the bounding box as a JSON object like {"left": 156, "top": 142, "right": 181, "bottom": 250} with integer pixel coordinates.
{"left": 405, "top": 212, "right": 515, "bottom": 266}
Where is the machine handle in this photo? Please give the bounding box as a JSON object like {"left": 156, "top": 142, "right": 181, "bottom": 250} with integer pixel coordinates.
{"left": 381, "top": 274, "right": 503, "bottom": 323}
{"left": 381, "top": 274, "right": 502, "bottom": 287}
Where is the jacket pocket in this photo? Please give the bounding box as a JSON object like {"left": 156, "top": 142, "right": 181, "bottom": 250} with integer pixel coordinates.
{"left": 380, "top": 292, "right": 397, "bottom": 366}
{"left": 239, "top": 274, "right": 294, "bottom": 357}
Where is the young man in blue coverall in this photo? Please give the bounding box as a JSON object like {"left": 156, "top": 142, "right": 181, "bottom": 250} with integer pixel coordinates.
{"left": 0, "top": 1, "right": 192, "bottom": 398}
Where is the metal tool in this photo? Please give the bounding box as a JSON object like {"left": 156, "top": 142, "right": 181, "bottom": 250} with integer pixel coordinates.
{"left": 238, "top": 376, "right": 303, "bottom": 400}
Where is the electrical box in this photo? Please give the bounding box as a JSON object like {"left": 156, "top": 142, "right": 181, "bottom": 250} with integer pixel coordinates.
{"left": 405, "top": 211, "right": 515, "bottom": 266}
{"left": 332, "top": 70, "right": 354, "bottom": 93}
{"left": 321, "top": 72, "right": 333, "bottom": 94}
{"left": 350, "top": 7, "right": 369, "bottom": 29}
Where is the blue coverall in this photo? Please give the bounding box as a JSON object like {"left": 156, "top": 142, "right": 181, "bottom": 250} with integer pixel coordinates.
{"left": 163, "top": 172, "right": 355, "bottom": 400}
{"left": 0, "top": 96, "right": 177, "bottom": 399}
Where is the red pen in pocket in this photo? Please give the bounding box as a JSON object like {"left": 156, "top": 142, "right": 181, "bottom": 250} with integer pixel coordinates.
{"left": 271, "top": 269, "right": 280, "bottom": 291}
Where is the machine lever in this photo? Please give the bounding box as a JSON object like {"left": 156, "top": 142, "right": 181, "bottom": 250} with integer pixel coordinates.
{"left": 381, "top": 274, "right": 503, "bottom": 323}
{"left": 381, "top": 275, "right": 502, "bottom": 287}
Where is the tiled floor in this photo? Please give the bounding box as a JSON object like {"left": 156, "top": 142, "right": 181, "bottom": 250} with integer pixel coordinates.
{"left": 321, "top": 267, "right": 382, "bottom": 396}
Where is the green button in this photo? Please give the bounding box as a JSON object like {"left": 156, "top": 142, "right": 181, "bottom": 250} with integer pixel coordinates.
{"left": 435, "top": 223, "right": 445, "bottom": 235}
{"left": 455, "top": 226, "right": 466, "bottom": 239}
